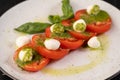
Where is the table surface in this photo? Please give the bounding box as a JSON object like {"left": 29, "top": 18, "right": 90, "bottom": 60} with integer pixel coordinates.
{"left": 0, "top": 0, "right": 120, "bottom": 80}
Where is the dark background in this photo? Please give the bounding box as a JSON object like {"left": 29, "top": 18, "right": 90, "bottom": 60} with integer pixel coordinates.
{"left": 0, "top": 0, "right": 120, "bottom": 80}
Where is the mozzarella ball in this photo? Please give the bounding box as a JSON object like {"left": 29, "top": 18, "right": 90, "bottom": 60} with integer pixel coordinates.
{"left": 88, "top": 36, "right": 101, "bottom": 48}
{"left": 73, "top": 19, "right": 86, "bottom": 32}
{"left": 16, "top": 36, "right": 30, "bottom": 48}
{"left": 44, "top": 39, "right": 60, "bottom": 50}
{"left": 87, "top": 4, "right": 100, "bottom": 15}
{"left": 19, "top": 48, "right": 33, "bottom": 62}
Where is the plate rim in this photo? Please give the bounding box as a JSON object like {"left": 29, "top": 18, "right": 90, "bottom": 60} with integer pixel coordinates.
{"left": 0, "top": 0, "right": 120, "bottom": 80}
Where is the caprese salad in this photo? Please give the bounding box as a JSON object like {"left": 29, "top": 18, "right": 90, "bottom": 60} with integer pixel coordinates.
{"left": 13, "top": 0, "right": 112, "bottom": 72}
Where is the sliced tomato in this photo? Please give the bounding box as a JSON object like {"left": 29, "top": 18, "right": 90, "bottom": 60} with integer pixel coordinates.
{"left": 59, "top": 39, "right": 84, "bottom": 50}
{"left": 31, "top": 34, "right": 70, "bottom": 60}
{"left": 74, "top": 9, "right": 87, "bottom": 20}
{"left": 45, "top": 27, "right": 84, "bottom": 49}
{"left": 13, "top": 43, "right": 50, "bottom": 72}
{"left": 31, "top": 34, "right": 46, "bottom": 48}
{"left": 13, "top": 44, "right": 32, "bottom": 61}
{"left": 69, "top": 31, "right": 97, "bottom": 40}
{"left": 23, "top": 58, "right": 49, "bottom": 72}
{"left": 87, "top": 18, "right": 112, "bottom": 34}
{"left": 45, "top": 27, "right": 51, "bottom": 38}
{"left": 61, "top": 18, "right": 75, "bottom": 27}
{"left": 74, "top": 9, "right": 112, "bottom": 34}
{"left": 38, "top": 46, "right": 69, "bottom": 60}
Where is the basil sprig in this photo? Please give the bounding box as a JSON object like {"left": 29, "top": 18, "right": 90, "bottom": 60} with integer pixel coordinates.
{"left": 48, "top": 0, "right": 74, "bottom": 23}
{"left": 14, "top": 0, "right": 74, "bottom": 34}
{"left": 14, "top": 22, "right": 51, "bottom": 34}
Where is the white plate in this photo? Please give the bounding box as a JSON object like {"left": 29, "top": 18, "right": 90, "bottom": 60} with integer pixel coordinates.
{"left": 0, "top": 0, "right": 120, "bottom": 80}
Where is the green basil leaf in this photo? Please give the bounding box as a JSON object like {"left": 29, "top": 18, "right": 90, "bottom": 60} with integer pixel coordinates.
{"left": 48, "top": 15, "right": 61, "bottom": 24}
{"left": 14, "top": 22, "right": 51, "bottom": 34}
{"left": 48, "top": 0, "right": 74, "bottom": 24}
{"left": 61, "top": 0, "right": 74, "bottom": 20}
{"left": 81, "top": 10, "right": 110, "bottom": 24}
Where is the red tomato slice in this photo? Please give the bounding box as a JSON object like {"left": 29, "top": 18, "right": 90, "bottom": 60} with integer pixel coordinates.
{"left": 13, "top": 44, "right": 33, "bottom": 61}
{"left": 45, "top": 27, "right": 84, "bottom": 49}
{"left": 45, "top": 27, "right": 51, "bottom": 38}
{"left": 38, "top": 46, "right": 69, "bottom": 60}
{"left": 87, "top": 18, "right": 112, "bottom": 34}
{"left": 74, "top": 9, "right": 87, "bottom": 20}
{"left": 23, "top": 58, "right": 49, "bottom": 72}
{"left": 31, "top": 34, "right": 70, "bottom": 60}
{"left": 59, "top": 39, "right": 84, "bottom": 50}
{"left": 31, "top": 34, "right": 46, "bottom": 48}
{"left": 74, "top": 9, "right": 112, "bottom": 34}
{"left": 13, "top": 43, "right": 50, "bottom": 72}
{"left": 68, "top": 31, "right": 96, "bottom": 40}
{"left": 61, "top": 18, "right": 75, "bottom": 27}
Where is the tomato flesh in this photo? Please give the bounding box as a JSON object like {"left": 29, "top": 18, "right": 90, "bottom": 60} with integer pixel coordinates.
{"left": 31, "top": 34, "right": 70, "bottom": 60}
{"left": 61, "top": 18, "right": 75, "bottom": 27}
{"left": 23, "top": 58, "right": 49, "bottom": 72}
{"left": 38, "top": 46, "right": 69, "bottom": 60}
{"left": 45, "top": 27, "right": 84, "bottom": 49}
{"left": 74, "top": 9, "right": 112, "bottom": 34}
{"left": 69, "top": 31, "right": 96, "bottom": 40}
{"left": 59, "top": 39, "right": 84, "bottom": 50}
{"left": 74, "top": 9, "right": 87, "bottom": 20}
{"left": 45, "top": 27, "right": 51, "bottom": 38}
{"left": 13, "top": 43, "right": 50, "bottom": 72}
{"left": 87, "top": 19, "right": 112, "bottom": 34}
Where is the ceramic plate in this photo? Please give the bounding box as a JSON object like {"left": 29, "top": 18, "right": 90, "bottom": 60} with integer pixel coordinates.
{"left": 0, "top": 0, "right": 120, "bottom": 80}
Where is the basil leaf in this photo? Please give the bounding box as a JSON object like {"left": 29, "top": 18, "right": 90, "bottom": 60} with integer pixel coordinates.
{"left": 61, "top": 0, "right": 74, "bottom": 20}
{"left": 48, "top": 15, "right": 61, "bottom": 24}
{"left": 81, "top": 10, "right": 110, "bottom": 24}
{"left": 48, "top": 0, "right": 74, "bottom": 24}
{"left": 14, "top": 22, "right": 51, "bottom": 34}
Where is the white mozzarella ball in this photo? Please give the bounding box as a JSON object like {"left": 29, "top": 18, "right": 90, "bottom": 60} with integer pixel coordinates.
{"left": 19, "top": 49, "right": 33, "bottom": 62}
{"left": 73, "top": 19, "right": 86, "bottom": 32}
{"left": 50, "top": 24, "right": 55, "bottom": 32}
{"left": 87, "top": 4, "right": 100, "bottom": 15}
{"left": 44, "top": 39, "right": 60, "bottom": 50}
{"left": 16, "top": 36, "right": 30, "bottom": 48}
{"left": 88, "top": 36, "right": 101, "bottom": 48}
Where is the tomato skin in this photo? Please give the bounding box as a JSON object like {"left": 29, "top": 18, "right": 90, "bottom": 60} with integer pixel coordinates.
{"left": 13, "top": 44, "right": 32, "bottom": 61}
{"left": 23, "top": 58, "right": 49, "bottom": 72}
{"left": 74, "top": 9, "right": 87, "bottom": 20}
{"left": 31, "top": 34, "right": 70, "bottom": 60}
{"left": 59, "top": 39, "right": 84, "bottom": 50}
{"left": 74, "top": 9, "right": 112, "bottom": 34}
{"left": 61, "top": 18, "right": 75, "bottom": 27}
{"left": 45, "top": 27, "right": 51, "bottom": 38}
{"left": 45, "top": 27, "right": 84, "bottom": 49}
{"left": 13, "top": 43, "right": 50, "bottom": 72}
{"left": 31, "top": 34, "right": 46, "bottom": 48}
{"left": 68, "top": 31, "right": 96, "bottom": 40}
{"left": 38, "top": 46, "right": 70, "bottom": 60}
{"left": 87, "top": 19, "right": 112, "bottom": 34}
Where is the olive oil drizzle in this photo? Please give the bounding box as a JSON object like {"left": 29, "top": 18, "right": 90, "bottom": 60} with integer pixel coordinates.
{"left": 42, "top": 35, "right": 109, "bottom": 76}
